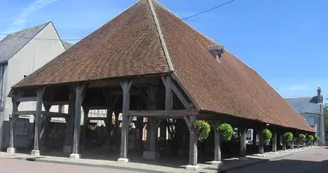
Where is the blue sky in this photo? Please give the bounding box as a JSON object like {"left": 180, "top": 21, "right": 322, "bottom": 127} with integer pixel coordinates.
{"left": 0, "top": 0, "right": 327, "bottom": 98}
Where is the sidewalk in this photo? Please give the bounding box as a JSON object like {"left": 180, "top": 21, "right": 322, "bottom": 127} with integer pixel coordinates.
{"left": 0, "top": 146, "right": 319, "bottom": 173}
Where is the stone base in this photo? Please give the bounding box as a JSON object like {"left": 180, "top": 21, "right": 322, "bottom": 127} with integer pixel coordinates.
{"left": 186, "top": 165, "right": 199, "bottom": 171}
{"left": 31, "top": 150, "right": 40, "bottom": 156}
{"left": 7, "top": 148, "right": 15, "bottom": 154}
{"left": 63, "top": 145, "right": 72, "bottom": 154}
{"left": 69, "top": 153, "right": 80, "bottom": 159}
{"left": 211, "top": 161, "right": 222, "bottom": 166}
{"left": 117, "top": 158, "right": 129, "bottom": 163}
{"left": 143, "top": 151, "right": 159, "bottom": 160}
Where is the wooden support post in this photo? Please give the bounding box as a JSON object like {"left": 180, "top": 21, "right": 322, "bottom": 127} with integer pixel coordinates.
{"left": 70, "top": 84, "right": 85, "bottom": 159}
{"left": 240, "top": 128, "right": 247, "bottom": 158}
{"left": 143, "top": 86, "right": 159, "bottom": 160}
{"left": 259, "top": 130, "right": 265, "bottom": 155}
{"left": 31, "top": 88, "right": 45, "bottom": 156}
{"left": 210, "top": 120, "right": 221, "bottom": 165}
{"left": 162, "top": 76, "right": 173, "bottom": 142}
{"left": 64, "top": 91, "right": 75, "bottom": 153}
{"left": 186, "top": 116, "right": 199, "bottom": 171}
{"left": 117, "top": 80, "right": 132, "bottom": 163}
{"left": 81, "top": 107, "right": 89, "bottom": 148}
{"left": 40, "top": 103, "right": 51, "bottom": 151}
{"left": 7, "top": 98, "right": 19, "bottom": 154}
{"left": 272, "top": 132, "right": 277, "bottom": 153}
{"left": 252, "top": 130, "right": 257, "bottom": 147}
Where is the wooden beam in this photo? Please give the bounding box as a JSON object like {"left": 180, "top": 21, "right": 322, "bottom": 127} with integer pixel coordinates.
{"left": 42, "top": 111, "right": 68, "bottom": 118}
{"left": 8, "top": 98, "right": 19, "bottom": 150}
{"left": 14, "top": 97, "right": 37, "bottom": 102}
{"left": 32, "top": 87, "right": 45, "bottom": 155}
{"left": 126, "top": 110, "right": 187, "bottom": 117}
{"left": 14, "top": 111, "right": 36, "bottom": 115}
{"left": 13, "top": 111, "right": 68, "bottom": 117}
{"left": 45, "top": 101, "right": 69, "bottom": 106}
{"left": 71, "top": 84, "right": 86, "bottom": 157}
{"left": 162, "top": 76, "right": 190, "bottom": 109}
{"left": 119, "top": 80, "right": 133, "bottom": 160}
{"left": 88, "top": 117, "right": 107, "bottom": 120}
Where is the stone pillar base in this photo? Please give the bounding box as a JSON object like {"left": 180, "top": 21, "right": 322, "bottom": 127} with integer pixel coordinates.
{"left": 31, "top": 150, "right": 40, "bottom": 156}
{"left": 186, "top": 165, "right": 199, "bottom": 171}
{"left": 63, "top": 145, "right": 72, "bottom": 154}
{"left": 117, "top": 158, "right": 129, "bottom": 163}
{"left": 238, "top": 157, "right": 249, "bottom": 160}
{"left": 7, "top": 148, "right": 15, "bottom": 154}
{"left": 69, "top": 153, "right": 80, "bottom": 159}
{"left": 143, "top": 151, "right": 159, "bottom": 160}
{"left": 210, "top": 161, "right": 222, "bottom": 166}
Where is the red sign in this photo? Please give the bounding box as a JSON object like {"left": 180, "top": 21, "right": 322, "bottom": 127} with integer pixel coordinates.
{"left": 188, "top": 107, "right": 198, "bottom": 116}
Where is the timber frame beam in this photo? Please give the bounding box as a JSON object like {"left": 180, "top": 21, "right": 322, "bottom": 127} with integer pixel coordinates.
{"left": 126, "top": 110, "right": 188, "bottom": 117}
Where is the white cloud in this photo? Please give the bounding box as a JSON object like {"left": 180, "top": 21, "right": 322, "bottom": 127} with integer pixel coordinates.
{"left": 4, "top": 0, "right": 58, "bottom": 33}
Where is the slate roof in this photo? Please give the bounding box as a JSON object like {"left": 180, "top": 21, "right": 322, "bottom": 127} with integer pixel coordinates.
{"left": 0, "top": 22, "right": 71, "bottom": 62}
{"left": 12, "top": 0, "right": 314, "bottom": 132}
{"left": 0, "top": 22, "right": 50, "bottom": 63}
{"left": 61, "top": 40, "right": 73, "bottom": 50}
{"left": 285, "top": 97, "right": 322, "bottom": 114}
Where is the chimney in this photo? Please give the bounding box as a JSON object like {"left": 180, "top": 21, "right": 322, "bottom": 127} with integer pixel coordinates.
{"left": 317, "top": 87, "right": 322, "bottom": 104}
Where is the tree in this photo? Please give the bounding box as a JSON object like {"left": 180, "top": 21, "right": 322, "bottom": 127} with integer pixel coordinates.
{"left": 324, "top": 104, "right": 328, "bottom": 133}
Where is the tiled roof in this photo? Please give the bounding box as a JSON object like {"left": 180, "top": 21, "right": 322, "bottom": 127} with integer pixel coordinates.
{"left": 0, "top": 22, "right": 50, "bottom": 63}
{"left": 13, "top": 0, "right": 314, "bottom": 132}
{"left": 285, "top": 97, "right": 321, "bottom": 114}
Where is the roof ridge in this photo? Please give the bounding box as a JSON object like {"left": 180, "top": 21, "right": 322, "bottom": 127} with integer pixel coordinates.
{"left": 10, "top": 21, "right": 50, "bottom": 36}
{"left": 152, "top": 0, "right": 218, "bottom": 45}
{"left": 148, "top": 0, "right": 174, "bottom": 72}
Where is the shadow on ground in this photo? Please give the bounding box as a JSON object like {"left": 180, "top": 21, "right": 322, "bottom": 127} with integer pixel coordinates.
{"left": 216, "top": 159, "right": 328, "bottom": 173}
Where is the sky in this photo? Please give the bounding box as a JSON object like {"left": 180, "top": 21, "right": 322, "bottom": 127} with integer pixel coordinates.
{"left": 0, "top": 0, "right": 327, "bottom": 98}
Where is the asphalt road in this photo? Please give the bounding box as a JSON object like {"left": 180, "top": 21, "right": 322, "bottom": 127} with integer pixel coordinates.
{"left": 0, "top": 158, "right": 147, "bottom": 173}
{"left": 229, "top": 147, "right": 328, "bottom": 173}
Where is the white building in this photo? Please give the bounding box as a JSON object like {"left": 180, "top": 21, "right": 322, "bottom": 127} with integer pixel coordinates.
{"left": 0, "top": 22, "right": 72, "bottom": 149}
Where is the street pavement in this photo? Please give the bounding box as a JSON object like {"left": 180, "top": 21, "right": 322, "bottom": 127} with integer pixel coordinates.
{"left": 228, "top": 147, "right": 328, "bottom": 173}
{"left": 0, "top": 158, "right": 147, "bottom": 173}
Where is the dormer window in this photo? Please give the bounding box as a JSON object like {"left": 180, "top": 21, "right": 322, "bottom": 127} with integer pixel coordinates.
{"left": 208, "top": 45, "right": 224, "bottom": 63}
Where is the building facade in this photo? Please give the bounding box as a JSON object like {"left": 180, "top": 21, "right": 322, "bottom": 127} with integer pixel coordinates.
{"left": 285, "top": 87, "right": 325, "bottom": 145}
{"left": 0, "top": 22, "right": 72, "bottom": 149}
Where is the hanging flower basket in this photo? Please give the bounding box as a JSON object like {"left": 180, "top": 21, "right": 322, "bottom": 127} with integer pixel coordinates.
{"left": 298, "top": 134, "right": 306, "bottom": 143}
{"left": 307, "top": 135, "right": 314, "bottom": 145}
{"left": 283, "top": 132, "right": 293, "bottom": 142}
{"left": 314, "top": 134, "right": 320, "bottom": 142}
{"left": 217, "top": 123, "right": 233, "bottom": 142}
{"left": 192, "top": 120, "right": 211, "bottom": 141}
{"left": 263, "top": 128, "right": 272, "bottom": 141}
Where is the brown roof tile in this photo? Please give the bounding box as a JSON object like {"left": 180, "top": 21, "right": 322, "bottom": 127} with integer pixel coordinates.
{"left": 14, "top": 0, "right": 313, "bottom": 132}
{"left": 153, "top": 1, "right": 313, "bottom": 132}
{"left": 14, "top": 0, "right": 169, "bottom": 87}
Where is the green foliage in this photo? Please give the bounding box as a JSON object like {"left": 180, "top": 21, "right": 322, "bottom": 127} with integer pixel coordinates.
{"left": 307, "top": 135, "right": 314, "bottom": 145}
{"left": 324, "top": 105, "right": 328, "bottom": 133}
{"left": 283, "top": 132, "right": 293, "bottom": 142}
{"left": 314, "top": 134, "right": 320, "bottom": 142}
{"left": 192, "top": 120, "right": 211, "bottom": 140}
{"left": 263, "top": 128, "right": 272, "bottom": 141}
{"left": 298, "top": 134, "right": 306, "bottom": 143}
{"left": 217, "top": 123, "right": 233, "bottom": 142}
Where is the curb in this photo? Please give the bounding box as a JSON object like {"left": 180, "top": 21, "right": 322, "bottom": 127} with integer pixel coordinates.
{"left": 218, "top": 147, "right": 319, "bottom": 173}
{"left": 36, "top": 159, "right": 166, "bottom": 173}
{"left": 0, "top": 147, "right": 320, "bottom": 173}
{"left": 6, "top": 156, "right": 167, "bottom": 173}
